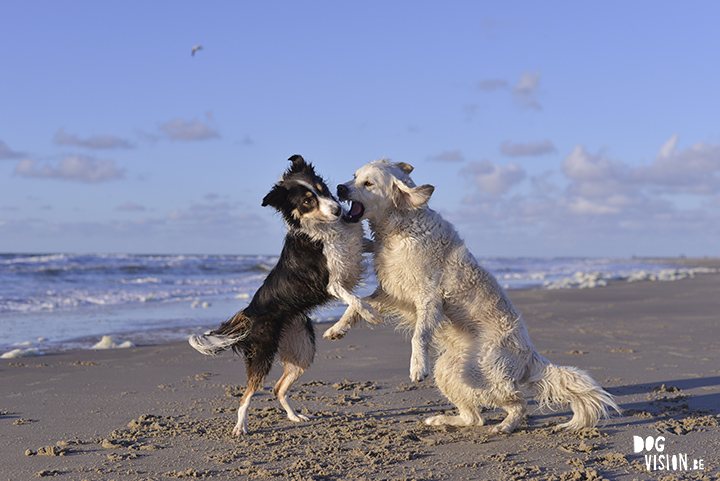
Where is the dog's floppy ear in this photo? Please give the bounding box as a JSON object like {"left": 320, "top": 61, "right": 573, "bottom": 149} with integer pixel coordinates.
{"left": 261, "top": 184, "right": 288, "bottom": 209}
{"left": 395, "top": 162, "right": 414, "bottom": 175}
{"left": 391, "top": 179, "right": 434, "bottom": 210}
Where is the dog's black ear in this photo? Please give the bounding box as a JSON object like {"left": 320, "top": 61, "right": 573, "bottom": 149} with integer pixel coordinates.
{"left": 262, "top": 184, "right": 288, "bottom": 209}
{"left": 289, "top": 154, "right": 318, "bottom": 178}
{"left": 288, "top": 154, "right": 309, "bottom": 173}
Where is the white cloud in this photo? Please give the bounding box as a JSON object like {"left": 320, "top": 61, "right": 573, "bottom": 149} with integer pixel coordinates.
{"left": 462, "top": 159, "right": 526, "bottom": 196}
{"left": 54, "top": 128, "right": 134, "bottom": 150}
{"left": 458, "top": 137, "right": 720, "bottom": 222}
{"left": 426, "top": 150, "right": 465, "bottom": 162}
{"left": 500, "top": 139, "right": 556, "bottom": 157}
{"left": 159, "top": 118, "right": 220, "bottom": 141}
{"left": 658, "top": 134, "right": 678, "bottom": 158}
{"left": 561, "top": 146, "right": 629, "bottom": 183}
{"left": 0, "top": 140, "right": 25, "bottom": 160}
{"left": 0, "top": 200, "right": 275, "bottom": 254}
{"left": 448, "top": 136, "right": 720, "bottom": 256}
{"left": 513, "top": 71, "right": 542, "bottom": 111}
{"left": 14, "top": 156, "right": 125, "bottom": 183}
{"left": 562, "top": 136, "right": 720, "bottom": 199}
{"left": 477, "top": 71, "right": 543, "bottom": 111}
{"left": 565, "top": 196, "right": 622, "bottom": 216}
{"left": 632, "top": 135, "right": 720, "bottom": 194}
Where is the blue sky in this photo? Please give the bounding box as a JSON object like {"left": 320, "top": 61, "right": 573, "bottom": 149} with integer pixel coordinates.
{"left": 2, "top": 1, "right": 719, "bottom": 257}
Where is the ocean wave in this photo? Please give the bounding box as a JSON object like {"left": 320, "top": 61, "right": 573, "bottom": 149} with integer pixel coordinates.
{"left": 543, "top": 266, "right": 719, "bottom": 289}
{"left": 1, "top": 254, "right": 718, "bottom": 354}
{"left": 0, "top": 286, "right": 254, "bottom": 313}
{"left": 0, "top": 253, "right": 278, "bottom": 276}
{"left": 119, "top": 277, "right": 163, "bottom": 284}
{"left": 0, "top": 253, "right": 276, "bottom": 313}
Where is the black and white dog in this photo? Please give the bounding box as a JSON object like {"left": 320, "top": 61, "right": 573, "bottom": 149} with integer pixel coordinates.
{"left": 189, "top": 155, "right": 379, "bottom": 435}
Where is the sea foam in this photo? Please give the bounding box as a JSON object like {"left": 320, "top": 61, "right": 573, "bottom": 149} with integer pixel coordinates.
{"left": 91, "top": 336, "right": 135, "bottom": 350}
{"left": 1, "top": 347, "right": 44, "bottom": 359}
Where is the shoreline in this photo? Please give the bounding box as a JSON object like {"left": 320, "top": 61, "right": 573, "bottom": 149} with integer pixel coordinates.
{"left": 2, "top": 257, "right": 719, "bottom": 357}
{"left": 2, "top": 267, "right": 719, "bottom": 479}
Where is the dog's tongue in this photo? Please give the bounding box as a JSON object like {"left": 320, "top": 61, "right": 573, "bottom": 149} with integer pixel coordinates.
{"left": 342, "top": 201, "right": 365, "bottom": 223}
{"left": 349, "top": 201, "right": 363, "bottom": 217}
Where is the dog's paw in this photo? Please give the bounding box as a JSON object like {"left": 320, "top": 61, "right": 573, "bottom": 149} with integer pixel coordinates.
{"left": 323, "top": 324, "right": 348, "bottom": 341}
{"left": 409, "top": 357, "right": 430, "bottom": 382}
{"left": 489, "top": 424, "right": 514, "bottom": 435}
{"left": 232, "top": 421, "right": 248, "bottom": 436}
{"left": 288, "top": 413, "right": 310, "bottom": 423}
{"left": 425, "top": 415, "right": 447, "bottom": 426}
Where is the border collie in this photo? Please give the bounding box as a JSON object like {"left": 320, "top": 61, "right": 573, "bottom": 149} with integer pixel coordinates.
{"left": 324, "top": 159, "right": 619, "bottom": 434}
{"left": 189, "top": 155, "right": 379, "bottom": 435}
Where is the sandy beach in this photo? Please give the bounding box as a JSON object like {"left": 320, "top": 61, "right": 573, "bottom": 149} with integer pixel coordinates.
{"left": 2, "top": 259, "right": 719, "bottom": 480}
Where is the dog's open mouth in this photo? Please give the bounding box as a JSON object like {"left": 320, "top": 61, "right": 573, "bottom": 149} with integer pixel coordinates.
{"left": 342, "top": 201, "right": 365, "bottom": 223}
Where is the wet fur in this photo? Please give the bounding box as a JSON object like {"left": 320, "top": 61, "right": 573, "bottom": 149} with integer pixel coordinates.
{"left": 324, "top": 159, "right": 619, "bottom": 434}
{"left": 189, "top": 155, "right": 377, "bottom": 435}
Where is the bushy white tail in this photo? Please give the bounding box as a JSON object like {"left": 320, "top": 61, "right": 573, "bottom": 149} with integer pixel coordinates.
{"left": 189, "top": 311, "right": 252, "bottom": 356}
{"left": 189, "top": 331, "right": 243, "bottom": 356}
{"left": 528, "top": 352, "right": 620, "bottom": 430}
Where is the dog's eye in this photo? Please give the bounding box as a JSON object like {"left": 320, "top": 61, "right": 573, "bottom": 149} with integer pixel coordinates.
{"left": 303, "top": 197, "right": 313, "bottom": 205}
{"left": 363, "top": 181, "right": 373, "bottom": 187}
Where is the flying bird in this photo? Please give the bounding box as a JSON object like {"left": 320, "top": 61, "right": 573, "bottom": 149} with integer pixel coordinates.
{"left": 191, "top": 45, "right": 203, "bottom": 56}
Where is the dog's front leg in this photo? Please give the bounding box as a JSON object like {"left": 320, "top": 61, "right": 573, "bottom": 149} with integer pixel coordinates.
{"left": 323, "top": 305, "right": 361, "bottom": 340}
{"left": 410, "top": 300, "right": 443, "bottom": 382}
{"left": 323, "top": 286, "right": 388, "bottom": 340}
{"left": 328, "top": 284, "right": 381, "bottom": 325}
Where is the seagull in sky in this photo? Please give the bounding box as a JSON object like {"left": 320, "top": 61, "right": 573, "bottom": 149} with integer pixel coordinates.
{"left": 191, "top": 45, "right": 203, "bottom": 56}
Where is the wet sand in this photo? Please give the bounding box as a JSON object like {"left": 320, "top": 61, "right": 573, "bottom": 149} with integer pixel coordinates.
{"left": 2, "top": 259, "right": 719, "bottom": 480}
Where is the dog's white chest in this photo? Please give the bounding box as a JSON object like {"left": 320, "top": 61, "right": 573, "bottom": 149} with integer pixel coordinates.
{"left": 375, "top": 241, "right": 427, "bottom": 301}
{"left": 320, "top": 226, "right": 365, "bottom": 290}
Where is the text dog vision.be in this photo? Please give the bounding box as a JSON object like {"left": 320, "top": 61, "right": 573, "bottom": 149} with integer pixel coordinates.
{"left": 634, "top": 436, "right": 705, "bottom": 472}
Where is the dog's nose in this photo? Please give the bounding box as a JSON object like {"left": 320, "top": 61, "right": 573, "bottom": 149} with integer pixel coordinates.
{"left": 337, "top": 184, "right": 349, "bottom": 198}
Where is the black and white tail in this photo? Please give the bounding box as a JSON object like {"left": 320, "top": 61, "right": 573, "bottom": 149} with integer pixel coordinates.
{"left": 527, "top": 351, "right": 621, "bottom": 430}
{"left": 188, "top": 312, "right": 251, "bottom": 356}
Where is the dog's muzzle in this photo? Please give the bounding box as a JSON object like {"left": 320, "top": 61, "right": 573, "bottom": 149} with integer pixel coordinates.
{"left": 338, "top": 184, "right": 365, "bottom": 223}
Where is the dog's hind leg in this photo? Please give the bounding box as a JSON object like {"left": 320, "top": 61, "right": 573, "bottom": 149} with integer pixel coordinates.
{"left": 481, "top": 347, "right": 528, "bottom": 434}
{"left": 233, "top": 334, "right": 279, "bottom": 435}
{"left": 489, "top": 395, "right": 527, "bottom": 434}
{"left": 234, "top": 360, "right": 270, "bottom": 436}
{"left": 274, "top": 315, "right": 316, "bottom": 423}
{"left": 274, "top": 363, "right": 310, "bottom": 423}
{"left": 425, "top": 346, "right": 484, "bottom": 427}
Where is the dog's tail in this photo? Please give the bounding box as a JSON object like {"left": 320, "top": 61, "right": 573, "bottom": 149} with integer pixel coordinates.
{"left": 526, "top": 350, "right": 620, "bottom": 430}
{"left": 188, "top": 311, "right": 252, "bottom": 356}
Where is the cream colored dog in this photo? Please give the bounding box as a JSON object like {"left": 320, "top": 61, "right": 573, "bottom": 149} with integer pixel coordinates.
{"left": 324, "top": 159, "right": 619, "bottom": 434}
